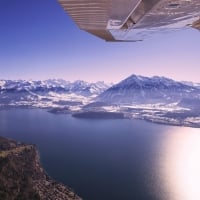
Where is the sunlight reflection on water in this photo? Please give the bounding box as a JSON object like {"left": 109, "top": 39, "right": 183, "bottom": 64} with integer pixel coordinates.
{"left": 159, "top": 127, "right": 200, "bottom": 200}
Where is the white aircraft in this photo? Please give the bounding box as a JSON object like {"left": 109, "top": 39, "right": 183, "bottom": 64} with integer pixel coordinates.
{"left": 58, "top": 0, "right": 200, "bottom": 41}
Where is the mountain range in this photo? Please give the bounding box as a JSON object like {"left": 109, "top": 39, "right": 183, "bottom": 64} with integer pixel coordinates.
{"left": 0, "top": 79, "right": 111, "bottom": 96}
{"left": 0, "top": 79, "right": 112, "bottom": 108}
{"left": 1, "top": 75, "right": 200, "bottom": 109}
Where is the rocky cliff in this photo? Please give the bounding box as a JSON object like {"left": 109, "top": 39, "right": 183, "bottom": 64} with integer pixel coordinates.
{"left": 0, "top": 136, "right": 81, "bottom": 200}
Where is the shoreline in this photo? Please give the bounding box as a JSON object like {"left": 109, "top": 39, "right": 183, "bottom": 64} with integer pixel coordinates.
{"left": 0, "top": 136, "right": 82, "bottom": 200}
{"left": 1, "top": 107, "right": 200, "bottom": 128}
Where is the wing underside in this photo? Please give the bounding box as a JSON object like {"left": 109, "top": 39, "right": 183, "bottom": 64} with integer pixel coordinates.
{"left": 58, "top": 0, "right": 200, "bottom": 41}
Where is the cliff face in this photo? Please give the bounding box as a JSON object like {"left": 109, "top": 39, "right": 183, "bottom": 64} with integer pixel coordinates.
{"left": 0, "top": 136, "right": 81, "bottom": 200}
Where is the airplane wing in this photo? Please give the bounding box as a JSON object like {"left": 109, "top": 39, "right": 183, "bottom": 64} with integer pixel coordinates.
{"left": 58, "top": 0, "right": 200, "bottom": 41}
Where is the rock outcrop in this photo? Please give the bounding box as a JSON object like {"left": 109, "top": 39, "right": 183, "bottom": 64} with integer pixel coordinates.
{"left": 0, "top": 136, "right": 81, "bottom": 200}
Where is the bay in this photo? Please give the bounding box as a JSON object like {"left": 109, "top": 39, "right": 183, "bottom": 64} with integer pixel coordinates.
{"left": 0, "top": 109, "right": 200, "bottom": 200}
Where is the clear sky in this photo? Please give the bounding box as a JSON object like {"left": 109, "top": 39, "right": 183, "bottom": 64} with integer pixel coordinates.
{"left": 0, "top": 0, "right": 200, "bottom": 83}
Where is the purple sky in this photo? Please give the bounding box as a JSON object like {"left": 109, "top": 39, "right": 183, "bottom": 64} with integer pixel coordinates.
{"left": 0, "top": 0, "right": 200, "bottom": 83}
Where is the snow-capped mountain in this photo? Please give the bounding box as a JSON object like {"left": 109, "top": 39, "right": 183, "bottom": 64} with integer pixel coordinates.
{"left": 1, "top": 76, "right": 200, "bottom": 127}
{"left": 0, "top": 79, "right": 111, "bottom": 96}
{"left": 0, "top": 79, "right": 111, "bottom": 108}
{"left": 97, "top": 74, "right": 200, "bottom": 104}
{"left": 1, "top": 75, "right": 200, "bottom": 111}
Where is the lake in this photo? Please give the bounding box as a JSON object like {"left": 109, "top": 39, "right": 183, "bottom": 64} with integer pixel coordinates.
{"left": 0, "top": 109, "right": 200, "bottom": 200}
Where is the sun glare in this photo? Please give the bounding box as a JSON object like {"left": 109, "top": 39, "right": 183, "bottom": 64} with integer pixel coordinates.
{"left": 160, "top": 128, "right": 200, "bottom": 200}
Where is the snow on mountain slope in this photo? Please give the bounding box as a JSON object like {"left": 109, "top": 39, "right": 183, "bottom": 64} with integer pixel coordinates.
{"left": 0, "top": 79, "right": 110, "bottom": 96}
{"left": 97, "top": 74, "right": 200, "bottom": 105}
{"left": 0, "top": 79, "right": 111, "bottom": 108}
{"left": 0, "top": 80, "right": 6, "bottom": 87}
{"left": 181, "top": 81, "right": 200, "bottom": 89}
{"left": 1, "top": 76, "right": 200, "bottom": 111}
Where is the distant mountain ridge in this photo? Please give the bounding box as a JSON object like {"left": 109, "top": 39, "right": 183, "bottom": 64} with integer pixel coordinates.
{"left": 97, "top": 74, "right": 200, "bottom": 104}
{"left": 0, "top": 79, "right": 112, "bottom": 108}
{"left": 1, "top": 75, "right": 200, "bottom": 108}
{"left": 0, "top": 79, "right": 112, "bottom": 97}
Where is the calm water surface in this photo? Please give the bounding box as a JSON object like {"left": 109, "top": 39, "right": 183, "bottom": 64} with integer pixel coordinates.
{"left": 0, "top": 109, "right": 200, "bottom": 200}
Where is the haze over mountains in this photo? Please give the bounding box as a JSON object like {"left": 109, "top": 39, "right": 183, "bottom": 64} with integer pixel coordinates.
{"left": 1, "top": 74, "right": 200, "bottom": 127}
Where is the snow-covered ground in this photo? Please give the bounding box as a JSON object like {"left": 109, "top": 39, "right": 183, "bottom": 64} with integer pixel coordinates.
{"left": 1, "top": 76, "right": 200, "bottom": 128}
{"left": 0, "top": 79, "right": 112, "bottom": 111}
